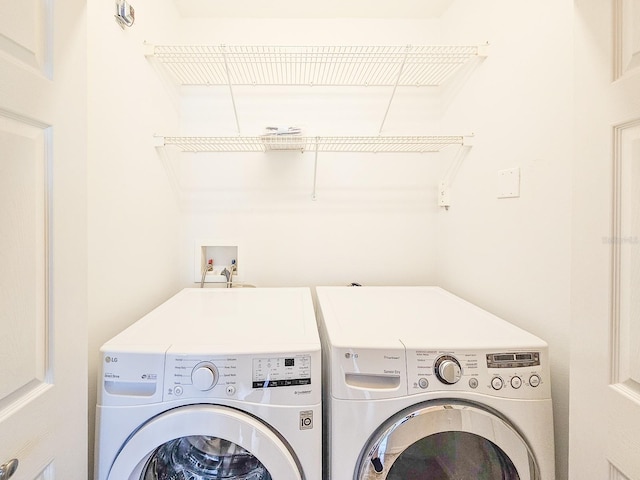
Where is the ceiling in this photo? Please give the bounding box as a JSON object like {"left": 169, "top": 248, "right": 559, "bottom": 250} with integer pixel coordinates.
{"left": 173, "top": 0, "right": 454, "bottom": 19}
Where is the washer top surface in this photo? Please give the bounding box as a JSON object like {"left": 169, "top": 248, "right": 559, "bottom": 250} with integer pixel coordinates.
{"left": 103, "top": 288, "right": 319, "bottom": 354}
{"left": 316, "top": 286, "right": 546, "bottom": 350}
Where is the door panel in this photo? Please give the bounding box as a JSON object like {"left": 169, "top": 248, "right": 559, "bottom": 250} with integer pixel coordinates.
{"left": 572, "top": 0, "right": 640, "bottom": 479}
{"left": 607, "top": 1, "right": 640, "bottom": 478}
{"left": 0, "top": 0, "right": 50, "bottom": 75}
{"left": 0, "top": 0, "right": 87, "bottom": 478}
{"left": 613, "top": 0, "right": 640, "bottom": 79}
{"left": 608, "top": 120, "right": 640, "bottom": 479}
{"left": 0, "top": 111, "right": 49, "bottom": 409}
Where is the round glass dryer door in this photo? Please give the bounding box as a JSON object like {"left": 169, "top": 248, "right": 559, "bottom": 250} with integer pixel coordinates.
{"left": 107, "top": 405, "right": 302, "bottom": 480}
{"left": 356, "top": 401, "right": 539, "bottom": 480}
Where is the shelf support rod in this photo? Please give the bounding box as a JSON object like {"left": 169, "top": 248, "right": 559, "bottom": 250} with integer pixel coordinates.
{"left": 438, "top": 142, "right": 473, "bottom": 209}
{"left": 221, "top": 45, "right": 242, "bottom": 134}
{"left": 312, "top": 137, "right": 319, "bottom": 201}
{"left": 379, "top": 46, "right": 410, "bottom": 134}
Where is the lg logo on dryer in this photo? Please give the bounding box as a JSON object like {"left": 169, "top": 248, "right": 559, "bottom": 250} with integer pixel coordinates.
{"left": 344, "top": 353, "right": 358, "bottom": 359}
{"left": 105, "top": 356, "right": 118, "bottom": 363}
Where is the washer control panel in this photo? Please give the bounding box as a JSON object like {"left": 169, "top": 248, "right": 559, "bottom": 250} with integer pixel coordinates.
{"left": 406, "top": 349, "right": 549, "bottom": 399}
{"left": 166, "top": 355, "right": 238, "bottom": 399}
{"left": 163, "top": 352, "right": 318, "bottom": 404}
{"left": 252, "top": 356, "right": 311, "bottom": 388}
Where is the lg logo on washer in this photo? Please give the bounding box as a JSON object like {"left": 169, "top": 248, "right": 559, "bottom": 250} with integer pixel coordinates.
{"left": 105, "top": 356, "right": 118, "bottom": 363}
{"left": 299, "top": 410, "right": 313, "bottom": 430}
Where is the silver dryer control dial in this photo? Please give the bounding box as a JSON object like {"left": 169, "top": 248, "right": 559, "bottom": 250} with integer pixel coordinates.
{"left": 191, "top": 362, "right": 218, "bottom": 391}
{"left": 434, "top": 355, "right": 462, "bottom": 385}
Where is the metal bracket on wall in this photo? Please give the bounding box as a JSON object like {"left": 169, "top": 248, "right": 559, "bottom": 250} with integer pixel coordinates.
{"left": 379, "top": 46, "right": 410, "bottom": 134}
{"left": 438, "top": 135, "right": 474, "bottom": 209}
{"left": 312, "top": 137, "right": 320, "bottom": 201}
{"left": 220, "top": 45, "right": 242, "bottom": 134}
{"left": 115, "top": 0, "right": 135, "bottom": 29}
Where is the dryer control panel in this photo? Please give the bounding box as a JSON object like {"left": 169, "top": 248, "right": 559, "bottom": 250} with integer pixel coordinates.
{"left": 406, "top": 348, "right": 550, "bottom": 400}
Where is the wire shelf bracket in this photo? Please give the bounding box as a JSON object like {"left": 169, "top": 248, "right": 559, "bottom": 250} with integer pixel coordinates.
{"left": 438, "top": 135, "right": 474, "bottom": 209}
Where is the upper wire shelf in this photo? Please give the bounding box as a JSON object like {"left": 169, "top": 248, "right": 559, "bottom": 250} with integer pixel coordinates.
{"left": 158, "top": 135, "right": 467, "bottom": 153}
{"left": 146, "top": 44, "right": 486, "bottom": 87}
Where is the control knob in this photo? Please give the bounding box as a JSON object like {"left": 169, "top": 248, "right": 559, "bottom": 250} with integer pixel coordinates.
{"left": 434, "top": 355, "right": 462, "bottom": 385}
{"left": 191, "top": 362, "right": 218, "bottom": 391}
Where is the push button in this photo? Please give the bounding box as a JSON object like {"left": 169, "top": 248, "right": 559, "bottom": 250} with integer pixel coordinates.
{"left": 511, "top": 376, "right": 522, "bottom": 389}
{"left": 491, "top": 377, "right": 504, "bottom": 390}
{"left": 529, "top": 374, "right": 541, "bottom": 387}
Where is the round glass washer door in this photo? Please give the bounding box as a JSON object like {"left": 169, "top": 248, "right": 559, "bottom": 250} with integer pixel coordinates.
{"left": 107, "top": 405, "right": 303, "bottom": 480}
{"left": 356, "top": 400, "right": 539, "bottom": 480}
{"left": 142, "top": 435, "right": 270, "bottom": 479}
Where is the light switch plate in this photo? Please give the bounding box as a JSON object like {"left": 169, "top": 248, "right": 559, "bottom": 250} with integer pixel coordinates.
{"left": 497, "top": 167, "right": 520, "bottom": 198}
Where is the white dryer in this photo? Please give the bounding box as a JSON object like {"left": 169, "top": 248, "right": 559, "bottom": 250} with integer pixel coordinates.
{"left": 94, "top": 288, "right": 321, "bottom": 480}
{"left": 316, "top": 286, "right": 555, "bottom": 480}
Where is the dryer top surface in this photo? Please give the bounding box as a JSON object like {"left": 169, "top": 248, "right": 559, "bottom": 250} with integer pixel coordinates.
{"left": 316, "top": 286, "right": 547, "bottom": 351}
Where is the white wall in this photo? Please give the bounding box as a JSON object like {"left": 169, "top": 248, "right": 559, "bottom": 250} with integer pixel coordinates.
{"left": 87, "top": 0, "right": 182, "bottom": 473}
{"left": 169, "top": 17, "right": 451, "bottom": 288}
{"left": 437, "top": 2, "right": 573, "bottom": 480}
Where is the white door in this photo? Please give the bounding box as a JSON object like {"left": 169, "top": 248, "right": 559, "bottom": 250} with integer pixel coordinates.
{"left": 572, "top": 1, "right": 640, "bottom": 479}
{"left": 0, "top": 1, "right": 87, "bottom": 479}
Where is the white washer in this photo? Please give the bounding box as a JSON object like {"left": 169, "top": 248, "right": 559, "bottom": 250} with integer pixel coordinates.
{"left": 316, "top": 286, "right": 555, "bottom": 480}
{"left": 94, "top": 288, "right": 321, "bottom": 480}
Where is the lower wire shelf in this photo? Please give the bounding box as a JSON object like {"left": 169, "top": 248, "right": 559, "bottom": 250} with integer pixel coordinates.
{"left": 155, "top": 134, "right": 472, "bottom": 202}
{"left": 155, "top": 135, "right": 467, "bottom": 153}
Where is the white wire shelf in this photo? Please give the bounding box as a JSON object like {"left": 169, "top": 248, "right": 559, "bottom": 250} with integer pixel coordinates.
{"left": 147, "top": 44, "right": 486, "bottom": 87}
{"left": 158, "top": 135, "right": 467, "bottom": 153}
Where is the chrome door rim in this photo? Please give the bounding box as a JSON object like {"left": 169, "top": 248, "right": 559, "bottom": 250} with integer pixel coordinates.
{"left": 355, "top": 400, "right": 539, "bottom": 480}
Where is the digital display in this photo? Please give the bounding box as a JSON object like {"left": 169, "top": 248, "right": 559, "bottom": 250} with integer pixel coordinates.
{"left": 494, "top": 354, "right": 515, "bottom": 361}
{"left": 252, "top": 356, "right": 311, "bottom": 389}
{"left": 486, "top": 352, "right": 540, "bottom": 368}
{"left": 253, "top": 378, "right": 311, "bottom": 388}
